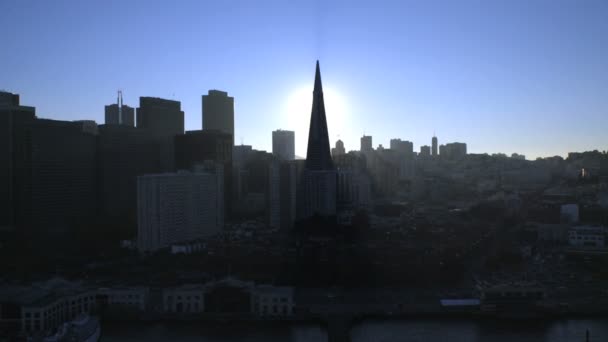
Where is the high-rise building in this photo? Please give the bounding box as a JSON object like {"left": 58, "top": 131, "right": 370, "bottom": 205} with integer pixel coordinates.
{"left": 299, "top": 61, "right": 337, "bottom": 219}
{"left": 136, "top": 97, "right": 184, "bottom": 171}
{"left": 232, "top": 144, "right": 253, "bottom": 167}
{"left": 419, "top": 145, "right": 431, "bottom": 157}
{"left": 202, "top": 90, "right": 234, "bottom": 145}
{"left": 361, "top": 135, "right": 372, "bottom": 153}
{"left": 0, "top": 92, "right": 20, "bottom": 106}
{"left": 331, "top": 139, "right": 345, "bottom": 157}
{"left": 305, "top": 62, "right": 334, "bottom": 172}
{"left": 17, "top": 119, "right": 98, "bottom": 229}
{"left": 174, "top": 130, "right": 232, "bottom": 170}
{"left": 174, "top": 129, "right": 233, "bottom": 217}
{"left": 272, "top": 129, "right": 295, "bottom": 160}
{"left": 443, "top": 142, "right": 467, "bottom": 160}
{"left": 432, "top": 136, "right": 438, "bottom": 157}
{"left": 439, "top": 144, "right": 446, "bottom": 157}
{"left": 370, "top": 149, "right": 401, "bottom": 196}
{"left": 0, "top": 92, "right": 36, "bottom": 230}
{"left": 268, "top": 160, "right": 281, "bottom": 229}
{"left": 233, "top": 152, "right": 298, "bottom": 229}
{"left": 334, "top": 153, "right": 371, "bottom": 209}
{"left": 279, "top": 161, "right": 297, "bottom": 230}
{"left": 388, "top": 139, "right": 415, "bottom": 180}
{"left": 137, "top": 170, "right": 222, "bottom": 253}
{"left": 511, "top": 153, "right": 526, "bottom": 160}
{"left": 390, "top": 138, "right": 414, "bottom": 156}
{"left": 105, "top": 105, "right": 135, "bottom": 127}
{"left": 97, "top": 125, "right": 163, "bottom": 220}
{"left": 105, "top": 91, "right": 134, "bottom": 127}
{"left": 136, "top": 97, "right": 184, "bottom": 136}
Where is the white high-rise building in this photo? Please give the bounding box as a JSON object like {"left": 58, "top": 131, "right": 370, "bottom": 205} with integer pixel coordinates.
{"left": 137, "top": 170, "right": 222, "bottom": 253}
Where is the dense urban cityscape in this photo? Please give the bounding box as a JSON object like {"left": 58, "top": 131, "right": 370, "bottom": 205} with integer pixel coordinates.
{"left": 1, "top": 59, "right": 607, "bottom": 341}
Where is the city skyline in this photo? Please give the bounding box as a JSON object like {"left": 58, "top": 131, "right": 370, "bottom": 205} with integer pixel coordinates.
{"left": 2, "top": 0, "right": 608, "bottom": 159}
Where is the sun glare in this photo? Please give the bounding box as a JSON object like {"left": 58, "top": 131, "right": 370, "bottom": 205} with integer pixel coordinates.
{"left": 281, "top": 85, "right": 349, "bottom": 157}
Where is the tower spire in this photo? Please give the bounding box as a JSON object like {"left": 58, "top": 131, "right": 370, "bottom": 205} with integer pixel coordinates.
{"left": 314, "top": 60, "right": 322, "bottom": 93}
{"left": 305, "top": 60, "right": 334, "bottom": 170}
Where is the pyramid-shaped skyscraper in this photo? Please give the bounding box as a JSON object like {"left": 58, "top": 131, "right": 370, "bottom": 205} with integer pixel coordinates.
{"left": 305, "top": 61, "right": 334, "bottom": 171}
{"left": 298, "top": 61, "right": 337, "bottom": 219}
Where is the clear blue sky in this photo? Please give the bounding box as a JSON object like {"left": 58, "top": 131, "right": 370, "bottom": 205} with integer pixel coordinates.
{"left": 2, "top": 0, "right": 607, "bottom": 159}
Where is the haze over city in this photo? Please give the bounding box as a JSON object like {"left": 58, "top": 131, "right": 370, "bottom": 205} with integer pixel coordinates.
{"left": 4, "top": 1, "right": 608, "bottom": 342}
{"left": 2, "top": 0, "right": 607, "bottom": 159}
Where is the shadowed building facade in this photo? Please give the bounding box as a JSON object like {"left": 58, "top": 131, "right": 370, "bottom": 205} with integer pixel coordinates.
{"left": 0, "top": 92, "right": 36, "bottom": 230}
{"left": 272, "top": 129, "right": 295, "bottom": 160}
{"left": 17, "top": 119, "right": 98, "bottom": 230}
{"left": 202, "top": 90, "right": 234, "bottom": 146}
{"left": 97, "top": 125, "right": 163, "bottom": 220}
{"left": 136, "top": 97, "right": 184, "bottom": 171}
{"left": 137, "top": 170, "right": 222, "bottom": 253}
{"left": 298, "top": 61, "right": 337, "bottom": 219}
{"left": 174, "top": 129, "right": 233, "bottom": 217}
{"left": 105, "top": 104, "right": 135, "bottom": 127}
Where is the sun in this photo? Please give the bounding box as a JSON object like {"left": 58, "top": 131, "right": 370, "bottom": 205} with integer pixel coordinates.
{"left": 281, "top": 85, "right": 349, "bottom": 157}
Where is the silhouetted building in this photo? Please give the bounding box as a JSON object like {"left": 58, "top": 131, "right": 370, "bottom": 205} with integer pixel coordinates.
{"left": 335, "top": 153, "right": 372, "bottom": 209}
{"left": 136, "top": 97, "right": 184, "bottom": 137}
{"left": 443, "top": 142, "right": 467, "bottom": 160}
{"left": 174, "top": 130, "right": 232, "bottom": 170}
{"left": 233, "top": 144, "right": 254, "bottom": 167}
{"left": 268, "top": 160, "right": 281, "bottom": 228}
{"left": 0, "top": 92, "right": 36, "bottom": 230}
{"left": 370, "top": 148, "right": 401, "bottom": 196}
{"left": 231, "top": 145, "right": 254, "bottom": 207}
{"left": 419, "top": 145, "right": 431, "bottom": 157}
{"left": 331, "top": 139, "right": 345, "bottom": 157}
{"left": 236, "top": 151, "right": 282, "bottom": 227}
{"left": 175, "top": 129, "right": 232, "bottom": 217}
{"left": 388, "top": 139, "right": 415, "bottom": 180}
{"left": 17, "top": 119, "right": 98, "bottom": 230}
{"left": 390, "top": 138, "right": 414, "bottom": 156}
{"left": 279, "top": 161, "right": 298, "bottom": 230}
{"left": 202, "top": 90, "right": 234, "bottom": 145}
{"left": 299, "top": 61, "right": 337, "bottom": 219}
{"left": 105, "top": 92, "right": 134, "bottom": 126}
{"left": 97, "top": 125, "right": 163, "bottom": 220}
{"left": 511, "top": 153, "right": 526, "bottom": 160}
{"left": 136, "top": 97, "right": 184, "bottom": 171}
{"left": 137, "top": 170, "right": 222, "bottom": 253}
{"left": 432, "top": 135, "right": 438, "bottom": 157}
{"left": 361, "top": 135, "right": 373, "bottom": 153}
{"left": 439, "top": 144, "right": 446, "bottom": 156}
{"left": 334, "top": 152, "right": 367, "bottom": 171}
{"left": 105, "top": 104, "right": 135, "bottom": 127}
{"left": 272, "top": 129, "right": 295, "bottom": 160}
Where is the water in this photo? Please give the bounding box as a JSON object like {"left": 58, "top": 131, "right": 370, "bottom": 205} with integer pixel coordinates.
{"left": 102, "top": 319, "right": 608, "bottom": 341}
{"left": 351, "top": 319, "right": 608, "bottom": 342}
{"left": 101, "top": 322, "right": 328, "bottom": 342}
